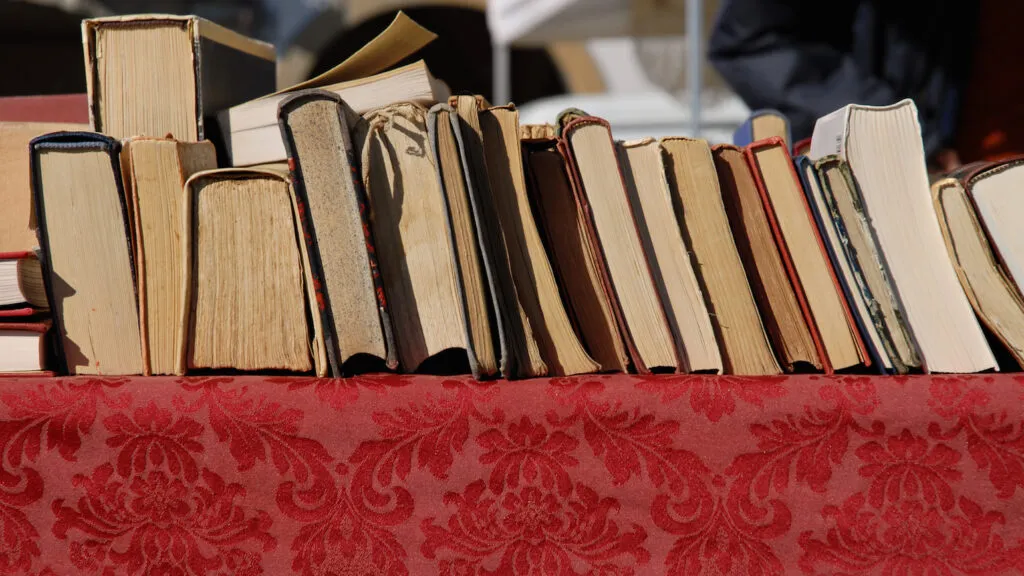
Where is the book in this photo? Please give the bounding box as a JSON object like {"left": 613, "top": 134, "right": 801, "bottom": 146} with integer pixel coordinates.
{"left": 793, "top": 137, "right": 812, "bottom": 157}
{"left": 357, "top": 103, "right": 469, "bottom": 373}
{"left": 0, "top": 94, "right": 88, "bottom": 123}
{"left": 220, "top": 12, "right": 444, "bottom": 167}
{"left": 181, "top": 168, "right": 326, "bottom": 374}
{"left": 451, "top": 95, "right": 544, "bottom": 379}
{"left": 957, "top": 158, "right": 1024, "bottom": 300}
{"left": 480, "top": 105, "right": 598, "bottom": 376}
{"left": 0, "top": 321, "right": 50, "bottom": 373}
{"left": 0, "top": 252, "right": 47, "bottom": 310}
{"left": 933, "top": 165, "right": 1024, "bottom": 367}
{"left": 121, "top": 138, "right": 217, "bottom": 375}
{"left": 733, "top": 109, "right": 791, "bottom": 149}
{"left": 522, "top": 133, "right": 628, "bottom": 373}
{"left": 83, "top": 14, "right": 276, "bottom": 140}
{"left": 661, "top": 137, "right": 779, "bottom": 375}
{"left": 278, "top": 90, "right": 397, "bottom": 376}
{"left": 0, "top": 122, "right": 88, "bottom": 253}
{"left": 427, "top": 104, "right": 498, "bottom": 378}
{"left": 814, "top": 156, "right": 920, "bottom": 373}
{"left": 30, "top": 132, "right": 143, "bottom": 375}
{"left": 713, "top": 143, "right": 821, "bottom": 371}
{"left": 810, "top": 100, "right": 995, "bottom": 373}
{"left": 616, "top": 138, "right": 721, "bottom": 373}
{"left": 745, "top": 138, "right": 868, "bottom": 371}
{"left": 559, "top": 115, "right": 678, "bottom": 373}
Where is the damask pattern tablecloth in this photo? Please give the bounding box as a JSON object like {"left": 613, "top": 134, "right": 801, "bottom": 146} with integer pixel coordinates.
{"left": 1, "top": 373, "right": 1023, "bottom": 575}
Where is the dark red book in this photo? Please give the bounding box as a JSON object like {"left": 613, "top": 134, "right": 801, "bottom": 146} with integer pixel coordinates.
{"left": 0, "top": 94, "right": 88, "bottom": 124}
{"left": 0, "top": 320, "right": 52, "bottom": 375}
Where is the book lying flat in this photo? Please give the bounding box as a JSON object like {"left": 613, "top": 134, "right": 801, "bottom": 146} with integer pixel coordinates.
{"left": 31, "top": 132, "right": 143, "bottom": 375}
{"left": 617, "top": 138, "right": 721, "bottom": 373}
{"left": 428, "top": 104, "right": 499, "bottom": 378}
{"left": 279, "top": 90, "right": 396, "bottom": 376}
{"left": 661, "top": 137, "right": 779, "bottom": 375}
{"left": 0, "top": 321, "right": 50, "bottom": 373}
{"left": 810, "top": 99, "right": 995, "bottom": 373}
{"left": 181, "top": 168, "right": 326, "bottom": 375}
{"left": 122, "top": 138, "right": 217, "bottom": 375}
{"left": 933, "top": 164, "right": 1024, "bottom": 367}
{"left": 714, "top": 143, "right": 821, "bottom": 372}
{"left": 0, "top": 94, "right": 88, "bottom": 123}
{"left": 559, "top": 115, "right": 678, "bottom": 373}
{"left": 0, "top": 252, "right": 47, "bottom": 311}
{"left": 84, "top": 14, "right": 276, "bottom": 140}
{"left": 357, "top": 103, "right": 469, "bottom": 374}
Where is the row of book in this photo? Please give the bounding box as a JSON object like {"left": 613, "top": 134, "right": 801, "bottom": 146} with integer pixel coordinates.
{"left": 3, "top": 12, "right": 1020, "bottom": 378}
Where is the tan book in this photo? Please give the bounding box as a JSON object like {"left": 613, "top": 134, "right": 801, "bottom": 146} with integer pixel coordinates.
{"left": 181, "top": 168, "right": 325, "bottom": 374}
{"left": 83, "top": 14, "right": 276, "bottom": 140}
{"left": 933, "top": 174, "right": 1024, "bottom": 367}
{"left": 713, "top": 143, "right": 820, "bottom": 371}
{"left": 660, "top": 138, "right": 778, "bottom": 375}
{"left": 30, "top": 133, "right": 143, "bottom": 375}
{"left": 357, "top": 103, "right": 468, "bottom": 373}
{"left": 523, "top": 136, "right": 628, "bottom": 373}
{"left": 451, "top": 95, "right": 544, "bottom": 378}
{"left": 427, "top": 104, "right": 498, "bottom": 378}
{"left": 481, "top": 105, "right": 598, "bottom": 376}
{"left": 0, "top": 122, "right": 87, "bottom": 253}
{"left": 122, "top": 138, "right": 217, "bottom": 375}
{"left": 616, "top": 138, "right": 721, "bottom": 373}
{"left": 746, "top": 138, "right": 868, "bottom": 371}
{"left": 559, "top": 115, "right": 678, "bottom": 372}
{"left": 278, "top": 90, "right": 396, "bottom": 376}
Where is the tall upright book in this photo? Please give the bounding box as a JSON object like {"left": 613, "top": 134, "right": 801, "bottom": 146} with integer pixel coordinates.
{"left": 810, "top": 100, "right": 995, "bottom": 373}
{"left": 83, "top": 14, "right": 276, "bottom": 140}
{"left": 278, "top": 90, "right": 396, "bottom": 376}
{"left": 181, "top": 168, "right": 326, "bottom": 374}
{"left": 559, "top": 115, "right": 678, "bottom": 373}
{"left": 958, "top": 158, "right": 1024, "bottom": 299}
{"left": 357, "top": 103, "right": 469, "bottom": 373}
{"left": 122, "top": 138, "right": 217, "bottom": 375}
{"left": 480, "top": 105, "right": 598, "bottom": 376}
{"left": 661, "top": 137, "right": 779, "bottom": 375}
{"left": 616, "top": 138, "right": 721, "bottom": 373}
{"left": 733, "top": 109, "right": 791, "bottom": 149}
{"left": 30, "top": 132, "right": 143, "bottom": 375}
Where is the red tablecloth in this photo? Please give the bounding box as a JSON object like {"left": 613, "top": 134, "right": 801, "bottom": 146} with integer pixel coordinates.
{"left": 2, "top": 373, "right": 1024, "bottom": 575}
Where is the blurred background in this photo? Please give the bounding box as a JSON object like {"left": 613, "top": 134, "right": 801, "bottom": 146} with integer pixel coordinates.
{"left": 1, "top": 0, "right": 746, "bottom": 142}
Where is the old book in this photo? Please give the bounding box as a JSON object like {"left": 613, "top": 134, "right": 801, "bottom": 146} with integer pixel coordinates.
{"left": 357, "top": 103, "right": 469, "bottom": 373}
{"left": 0, "top": 252, "right": 47, "bottom": 309}
{"left": 279, "top": 90, "right": 396, "bottom": 376}
{"left": 481, "top": 105, "right": 598, "bottom": 376}
{"left": 815, "top": 156, "right": 920, "bottom": 373}
{"left": 522, "top": 136, "right": 628, "bottom": 373}
{"left": 30, "top": 132, "right": 143, "bottom": 375}
{"left": 0, "top": 122, "right": 88, "bottom": 253}
{"left": 746, "top": 138, "right": 868, "bottom": 371}
{"left": 83, "top": 14, "right": 276, "bottom": 140}
{"left": 661, "top": 138, "right": 778, "bottom": 375}
{"left": 559, "top": 116, "right": 678, "bottom": 372}
{"left": 959, "top": 159, "right": 1024, "bottom": 300}
{"left": 451, "top": 95, "right": 543, "bottom": 378}
{"left": 427, "top": 104, "right": 498, "bottom": 378}
{"left": 122, "top": 138, "right": 217, "bottom": 375}
{"left": 810, "top": 100, "right": 994, "bottom": 373}
{"left": 0, "top": 322, "right": 50, "bottom": 373}
{"left": 0, "top": 94, "right": 88, "bottom": 123}
{"left": 734, "top": 109, "right": 791, "bottom": 149}
{"left": 933, "top": 170, "right": 1024, "bottom": 367}
{"left": 617, "top": 138, "right": 721, "bottom": 373}
{"left": 181, "top": 168, "right": 326, "bottom": 374}
{"left": 713, "top": 143, "right": 821, "bottom": 371}
{"left": 796, "top": 155, "right": 894, "bottom": 373}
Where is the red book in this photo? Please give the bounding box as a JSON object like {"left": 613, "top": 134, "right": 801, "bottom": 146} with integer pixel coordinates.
{"left": 0, "top": 94, "right": 89, "bottom": 124}
{"left": 0, "top": 321, "right": 52, "bottom": 376}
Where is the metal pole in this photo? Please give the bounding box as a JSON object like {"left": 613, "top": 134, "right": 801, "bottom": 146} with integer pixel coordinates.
{"left": 493, "top": 41, "right": 511, "bottom": 105}
{"left": 687, "top": 0, "right": 703, "bottom": 137}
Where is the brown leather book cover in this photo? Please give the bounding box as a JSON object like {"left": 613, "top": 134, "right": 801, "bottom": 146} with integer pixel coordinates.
{"left": 0, "top": 94, "right": 88, "bottom": 123}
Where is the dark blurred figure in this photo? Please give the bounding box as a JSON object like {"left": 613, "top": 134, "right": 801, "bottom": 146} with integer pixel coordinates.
{"left": 709, "top": 0, "right": 1024, "bottom": 169}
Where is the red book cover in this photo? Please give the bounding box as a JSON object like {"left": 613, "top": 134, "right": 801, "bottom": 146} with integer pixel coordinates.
{"left": 0, "top": 94, "right": 89, "bottom": 124}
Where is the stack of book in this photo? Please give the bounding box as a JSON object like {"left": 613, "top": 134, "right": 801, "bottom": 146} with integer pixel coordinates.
{"left": 6, "top": 12, "right": 1022, "bottom": 379}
